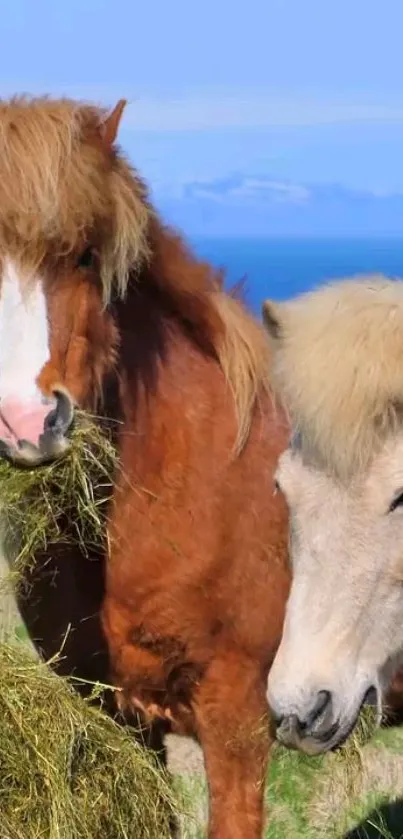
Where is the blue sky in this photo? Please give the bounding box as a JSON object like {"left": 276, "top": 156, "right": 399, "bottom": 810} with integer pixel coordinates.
{"left": 2, "top": 0, "right": 403, "bottom": 201}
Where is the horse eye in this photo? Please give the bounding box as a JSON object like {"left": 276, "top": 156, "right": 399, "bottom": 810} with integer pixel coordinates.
{"left": 389, "top": 491, "right": 403, "bottom": 513}
{"left": 77, "top": 247, "right": 94, "bottom": 269}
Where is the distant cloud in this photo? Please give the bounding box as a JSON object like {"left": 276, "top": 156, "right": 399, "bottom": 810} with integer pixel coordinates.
{"left": 188, "top": 177, "right": 310, "bottom": 205}
{"left": 154, "top": 174, "right": 403, "bottom": 238}
{"left": 118, "top": 96, "right": 403, "bottom": 132}
{"left": 229, "top": 178, "right": 310, "bottom": 204}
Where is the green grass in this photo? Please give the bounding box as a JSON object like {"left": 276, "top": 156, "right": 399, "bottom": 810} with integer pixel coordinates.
{"left": 267, "top": 726, "right": 403, "bottom": 838}
{"left": 13, "top": 622, "right": 29, "bottom": 642}
{"left": 174, "top": 728, "right": 403, "bottom": 838}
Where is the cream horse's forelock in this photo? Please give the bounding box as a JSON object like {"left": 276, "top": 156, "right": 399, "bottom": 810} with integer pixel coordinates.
{"left": 263, "top": 276, "right": 403, "bottom": 480}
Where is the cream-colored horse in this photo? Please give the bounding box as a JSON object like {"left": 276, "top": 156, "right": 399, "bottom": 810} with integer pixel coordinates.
{"left": 263, "top": 275, "right": 403, "bottom": 756}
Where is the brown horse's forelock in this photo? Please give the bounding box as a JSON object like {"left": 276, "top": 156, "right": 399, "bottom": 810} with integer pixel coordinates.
{"left": 0, "top": 95, "right": 150, "bottom": 300}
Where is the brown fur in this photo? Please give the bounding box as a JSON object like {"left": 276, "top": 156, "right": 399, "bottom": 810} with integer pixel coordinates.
{"left": 1, "top": 95, "right": 291, "bottom": 838}
{"left": 263, "top": 276, "right": 403, "bottom": 480}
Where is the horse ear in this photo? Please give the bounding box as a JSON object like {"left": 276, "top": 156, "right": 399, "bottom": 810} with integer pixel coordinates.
{"left": 262, "top": 299, "right": 283, "bottom": 341}
{"left": 100, "top": 99, "right": 127, "bottom": 149}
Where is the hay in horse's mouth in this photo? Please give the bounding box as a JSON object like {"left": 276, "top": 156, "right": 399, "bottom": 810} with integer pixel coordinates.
{"left": 0, "top": 410, "right": 119, "bottom": 576}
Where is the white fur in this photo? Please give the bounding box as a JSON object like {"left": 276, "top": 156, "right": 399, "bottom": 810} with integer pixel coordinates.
{"left": 267, "top": 439, "right": 403, "bottom": 738}
{"left": 0, "top": 258, "right": 49, "bottom": 401}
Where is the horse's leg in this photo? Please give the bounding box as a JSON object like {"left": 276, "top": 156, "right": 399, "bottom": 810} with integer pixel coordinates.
{"left": 194, "top": 650, "right": 270, "bottom": 839}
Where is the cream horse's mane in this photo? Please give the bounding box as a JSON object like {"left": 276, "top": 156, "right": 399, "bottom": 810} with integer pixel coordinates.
{"left": 263, "top": 275, "right": 403, "bottom": 480}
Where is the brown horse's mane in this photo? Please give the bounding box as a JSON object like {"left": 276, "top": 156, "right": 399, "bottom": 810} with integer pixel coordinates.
{"left": 143, "top": 220, "right": 272, "bottom": 450}
{"left": 0, "top": 95, "right": 272, "bottom": 452}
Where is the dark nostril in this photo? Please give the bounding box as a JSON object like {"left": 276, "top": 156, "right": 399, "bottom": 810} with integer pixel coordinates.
{"left": 272, "top": 691, "right": 332, "bottom": 733}
{"left": 303, "top": 690, "right": 332, "bottom": 732}
{"left": 271, "top": 710, "right": 284, "bottom": 728}
{"left": 44, "top": 390, "right": 74, "bottom": 435}
{"left": 363, "top": 686, "right": 378, "bottom": 707}
{"left": 274, "top": 691, "right": 337, "bottom": 748}
{"left": 44, "top": 407, "right": 58, "bottom": 432}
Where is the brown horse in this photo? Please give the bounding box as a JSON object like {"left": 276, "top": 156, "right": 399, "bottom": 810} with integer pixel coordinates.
{"left": 0, "top": 95, "right": 291, "bottom": 839}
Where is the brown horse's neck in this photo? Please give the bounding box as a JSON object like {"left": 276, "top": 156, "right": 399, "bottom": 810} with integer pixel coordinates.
{"left": 109, "top": 278, "right": 213, "bottom": 416}
{"left": 140, "top": 218, "right": 225, "bottom": 357}
{"left": 104, "top": 221, "right": 227, "bottom": 420}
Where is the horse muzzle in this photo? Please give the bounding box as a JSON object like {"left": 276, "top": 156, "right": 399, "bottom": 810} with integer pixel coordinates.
{"left": 271, "top": 685, "right": 379, "bottom": 756}
{"left": 0, "top": 388, "right": 75, "bottom": 466}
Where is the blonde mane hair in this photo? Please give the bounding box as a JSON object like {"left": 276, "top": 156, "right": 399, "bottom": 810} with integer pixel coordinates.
{"left": 212, "top": 290, "right": 273, "bottom": 452}
{"left": 0, "top": 94, "right": 272, "bottom": 455}
{"left": 0, "top": 95, "right": 150, "bottom": 301}
{"left": 264, "top": 275, "right": 403, "bottom": 479}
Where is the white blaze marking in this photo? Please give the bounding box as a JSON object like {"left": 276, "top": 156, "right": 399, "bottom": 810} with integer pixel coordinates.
{"left": 0, "top": 258, "right": 49, "bottom": 401}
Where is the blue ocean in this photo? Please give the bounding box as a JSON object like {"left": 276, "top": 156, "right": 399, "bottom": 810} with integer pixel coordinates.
{"left": 192, "top": 237, "right": 403, "bottom": 314}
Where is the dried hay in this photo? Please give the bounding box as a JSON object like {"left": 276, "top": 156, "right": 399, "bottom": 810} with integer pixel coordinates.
{"left": 0, "top": 642, "right": 177, "bottom": 839}
{"left": 0, "top": 410, "right": 118, "bottom": 575}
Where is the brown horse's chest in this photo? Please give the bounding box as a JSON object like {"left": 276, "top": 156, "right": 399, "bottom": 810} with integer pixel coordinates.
{"left": 114, "top": 625, "right": 206, "bottom": 737}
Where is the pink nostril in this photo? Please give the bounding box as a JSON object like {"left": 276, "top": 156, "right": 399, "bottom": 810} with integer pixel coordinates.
{"left": 0, "top": 397, "right": 56, "bottom": 449}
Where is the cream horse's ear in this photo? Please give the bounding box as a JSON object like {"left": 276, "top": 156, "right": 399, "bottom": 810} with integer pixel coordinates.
{"left": 262, "top": 299, "right": 284, "bottom": 341}
{"left": 100, "top": 99, "right": 127, "bottom": 149}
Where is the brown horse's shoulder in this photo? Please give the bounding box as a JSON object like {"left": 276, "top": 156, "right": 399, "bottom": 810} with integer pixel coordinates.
{"left": 106, "top": 330, "right": 289, "bottom": 665}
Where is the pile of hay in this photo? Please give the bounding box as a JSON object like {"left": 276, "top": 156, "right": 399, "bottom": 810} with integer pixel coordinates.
{"left": 0, "top": 642, "right": 177, "bottom": 839}
{"left": 0, "top": 411, "right": 118, "bottom": 572}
